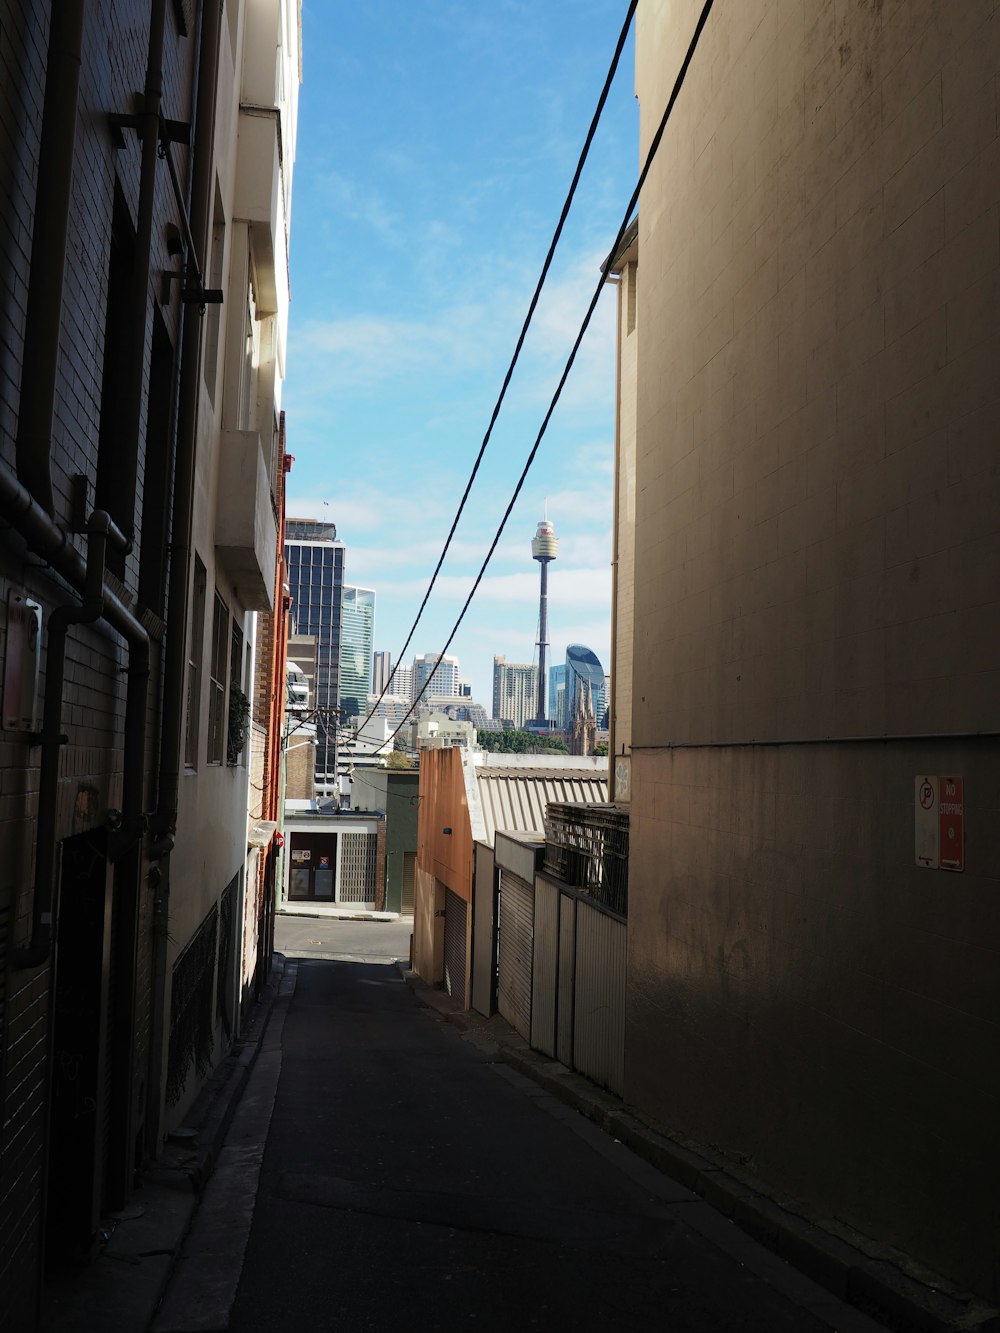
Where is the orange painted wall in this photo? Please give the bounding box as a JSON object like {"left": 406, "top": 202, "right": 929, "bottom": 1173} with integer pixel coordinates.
{"left": 416, "top": 747, "right": 474, "bottom": 903}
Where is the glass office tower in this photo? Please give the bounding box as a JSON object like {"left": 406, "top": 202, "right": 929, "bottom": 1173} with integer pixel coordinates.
{"left": 339, "top": 586, "right": 375, "bottom": 719}
{"left": 548, "top": 664, "right": 567, "bottom": 729}
{"left": 284, "top": 519, "right": 345, "bottom": 781}
{"left": 565, "top": 645, "right": 605, "bottom": 726}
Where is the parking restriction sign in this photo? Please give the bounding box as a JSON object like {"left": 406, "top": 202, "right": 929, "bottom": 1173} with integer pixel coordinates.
{"left": 915, "top": 776, "right": 938, "bottom": 867}
{"left": 938, "top": 776, "right": 964, "bottom": 872}
{"left": 914, "top": 775, "right": 964, "bottom": 872}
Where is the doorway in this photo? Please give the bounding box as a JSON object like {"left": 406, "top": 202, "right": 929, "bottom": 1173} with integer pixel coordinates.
{"left": 46, "top": 832, "right": 114, "bottom": 1264}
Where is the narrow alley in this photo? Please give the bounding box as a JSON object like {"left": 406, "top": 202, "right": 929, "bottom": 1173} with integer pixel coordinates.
{"left": 152, "top": 919, "right": 888, "bottom": 1333}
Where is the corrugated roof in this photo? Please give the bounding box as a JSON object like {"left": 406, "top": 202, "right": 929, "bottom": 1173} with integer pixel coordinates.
{"left": 476, "top": 768, "right": 608, "bottom": 846}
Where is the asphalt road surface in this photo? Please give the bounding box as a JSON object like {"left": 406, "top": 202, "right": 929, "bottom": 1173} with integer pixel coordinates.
{"left": 156, "top": 919, "right": 886, "bottom": 1332}
{"left": 274, "top": 913, "right": 414, "bottom": 965}
{"left": 195, "top": 922, "right": 886, "bottom": 1333}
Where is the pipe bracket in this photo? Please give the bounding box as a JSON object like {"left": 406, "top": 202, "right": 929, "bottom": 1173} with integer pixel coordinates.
{"left": 108, "top": 112, "right": 141, "bottom": 149}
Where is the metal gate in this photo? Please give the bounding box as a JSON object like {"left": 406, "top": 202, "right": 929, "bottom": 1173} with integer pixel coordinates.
{"left": 338, "top": 832, "right": 376, "bottom": 906}
{"left": 443, "top": 889, "right": 467, "bottom": 1001}
{"left": 497, "top": 870, "right": 533, "bottom": 1040}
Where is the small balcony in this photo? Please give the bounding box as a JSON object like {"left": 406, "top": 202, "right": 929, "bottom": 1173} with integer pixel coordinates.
{"left": 543, "top": 802, "right": 629, "bottom": 918}
{"left": 234, "top": 104, "right": 284, "bottom": 313}
{"left": 215, "top": 430, "right": 277, "bottom": 611}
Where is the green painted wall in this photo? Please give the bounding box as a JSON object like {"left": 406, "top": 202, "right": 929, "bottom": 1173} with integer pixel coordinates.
{"left": 351, "top": 769, "right": 419, "bottom": 913}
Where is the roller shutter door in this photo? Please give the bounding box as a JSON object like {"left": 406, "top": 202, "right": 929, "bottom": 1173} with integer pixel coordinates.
{"left": 401, "top": 852, "right": 415, "bottom": 915}
{"left": 497, "top": 870, "right": 533, "bottom": 1040}
{"left": 443, "top": 890, "right": 467, "bottom": 1001}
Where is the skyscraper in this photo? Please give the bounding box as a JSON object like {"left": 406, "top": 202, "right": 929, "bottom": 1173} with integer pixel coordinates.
{"left": 373, "top": 650, "right": 393, "bottom": 694}
{"left": 548, "top": 663, "right": 567, "bottom": 729}
{"left": 493, "top": 656, "right": 538, "bottom": 730}
{"left": 339, "top": 586, "right": 375, "bottom": 719}
{"left": 389, "top": 661, "right": 413, "bottom": 699}
{"left": 412, "top": 652, "right": 460, "bottom": 701}
{"left": 284, "top": 518, "right": 344, "bottom": 780}
{"left": 565, "top": 645, "right": 605, "bottom": 730}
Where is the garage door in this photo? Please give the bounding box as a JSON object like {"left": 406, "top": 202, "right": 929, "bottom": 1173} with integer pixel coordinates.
{"left": 443, "top": 889, "right": 467, "bottom": 1002}
{"left": 401, "top": 852, "right": 415, "bottom": 915}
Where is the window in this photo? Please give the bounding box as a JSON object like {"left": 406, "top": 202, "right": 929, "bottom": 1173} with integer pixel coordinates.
{"left": 226, "top": 619, "right": 246, "bottom": 766}
{"left": 184, "top": 558, "right": 207, "bottom": 768}
{"left": 207, "top": 591, "right": 229, "bottom": 764}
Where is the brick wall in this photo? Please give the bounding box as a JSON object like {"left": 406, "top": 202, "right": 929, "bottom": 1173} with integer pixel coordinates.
{"left": 0, "top": 0, "right": 198, "bottom": 1322}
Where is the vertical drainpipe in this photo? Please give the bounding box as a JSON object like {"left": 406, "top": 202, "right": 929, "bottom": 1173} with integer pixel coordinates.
{"left": 607, "top": 269, "right": 623, "bottom": 791}
{"left": 116, "top": 0, "right": 169, "bottom": 545}
{"left": 86, "top": 0, "right": 170, "bottom": 1202}
{"left": 147, "top": 0, "right": 224, "bottom": 1148}
{"left": 14, "top": 0, "right": 87, "bottom": 513}
{"left": 259, "top": 426, "right": 292, "bottom": 991}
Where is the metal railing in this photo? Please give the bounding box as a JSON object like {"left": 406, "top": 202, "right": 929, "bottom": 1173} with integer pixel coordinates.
{"left": 543, "top": 802, "right": 629, "bottom": 918}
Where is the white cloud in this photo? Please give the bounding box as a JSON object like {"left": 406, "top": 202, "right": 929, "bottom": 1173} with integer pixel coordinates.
{"left": 381, "top": 564, "right": 610, "bottom": 610}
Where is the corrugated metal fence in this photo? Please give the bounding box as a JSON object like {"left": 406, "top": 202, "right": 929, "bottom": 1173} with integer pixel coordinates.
{"left": 497, "top": 870, "right": 533, "bottom": 1040}
{"left": 499, "top": 871, "right": 625, "bottom": 1095}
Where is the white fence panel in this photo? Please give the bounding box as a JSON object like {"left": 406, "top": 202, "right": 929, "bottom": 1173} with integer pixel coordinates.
{"left": 573, "top": 903, "right": 626, "bottom": 1094}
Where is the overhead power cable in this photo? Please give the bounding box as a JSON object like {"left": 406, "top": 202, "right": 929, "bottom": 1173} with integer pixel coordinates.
{"left": 373, "top": 0, "right": 718, "bottom": 754}
{"left": 357, "top": 0, "right": 638, "bottom": 735}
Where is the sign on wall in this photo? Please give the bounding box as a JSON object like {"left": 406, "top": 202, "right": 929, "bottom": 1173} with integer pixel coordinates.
{"left": 914, "top": 775, "right": 964, "bottom": 872}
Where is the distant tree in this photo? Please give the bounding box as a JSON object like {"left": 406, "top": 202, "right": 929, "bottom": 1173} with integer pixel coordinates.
{"left": 478, "top": 729, "right": 569, "bottom": 755}
{"left": 593, "top": 742, "right": 608, "bottom": 756}
{"left": 386, "top": 750, "right": 414, "bottom": 769}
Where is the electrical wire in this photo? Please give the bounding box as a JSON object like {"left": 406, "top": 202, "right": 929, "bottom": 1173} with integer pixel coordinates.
{"left": 356, "top": 0, "right": 638, "bottom": 735}
{"left": 371, "top": 0, "right": 718, "bottom": 755}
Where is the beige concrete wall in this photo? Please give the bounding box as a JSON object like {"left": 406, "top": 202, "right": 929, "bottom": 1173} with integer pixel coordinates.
{"left": 627, "top": 739, "right": 999, "bottom": 1298}
{"left": 627, "top": 0, "right": 1000, "bottom": 1301}
{"left": 634, "top": 0, "right": 999, "bottom": 746}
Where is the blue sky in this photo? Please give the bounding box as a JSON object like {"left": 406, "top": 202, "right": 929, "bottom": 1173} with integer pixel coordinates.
{"left": 284, "top": 1, "right": 638, "bottom": 706}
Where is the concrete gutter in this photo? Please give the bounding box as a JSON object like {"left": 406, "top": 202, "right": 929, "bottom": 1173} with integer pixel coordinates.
{"left": 277, "top": 903, "right": 402, "bottom": 922}
{"left": 43, "top": 960, "right": 287, "bottom": 1333}
{"left": 402, "top": 970, "right": 1000, "bottom": 1333}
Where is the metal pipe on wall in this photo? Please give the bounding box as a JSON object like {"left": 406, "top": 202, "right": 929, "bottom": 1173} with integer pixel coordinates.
{"left": 113, "top": 0, "right": 169, "bottom": 546}
{"left": 13, "top": 511, "right": 128, "bottom": 970}
{"left": 0, "top": 474, "right": 150, "bottom": 689}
